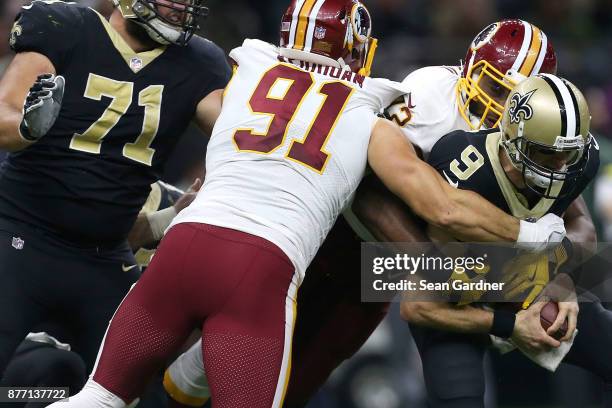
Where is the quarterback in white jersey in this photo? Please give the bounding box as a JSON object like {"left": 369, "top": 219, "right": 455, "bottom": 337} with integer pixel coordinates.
{"left": 55, "top": 5, "right": 568, "bottom": 408}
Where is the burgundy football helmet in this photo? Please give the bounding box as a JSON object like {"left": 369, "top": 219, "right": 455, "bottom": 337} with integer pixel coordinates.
{"left": 457, "top": 19, "right": 557, "bottom": 129}
{"left": 279, "top": 0, "right": 378, "bottom": 76}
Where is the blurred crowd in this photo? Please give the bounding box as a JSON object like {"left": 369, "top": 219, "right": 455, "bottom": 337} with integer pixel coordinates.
{"left": 1, "top": 1, "right": 612, "bottom": 407}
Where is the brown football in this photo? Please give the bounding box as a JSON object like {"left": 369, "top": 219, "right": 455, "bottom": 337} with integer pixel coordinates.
{"left": 540, "top": 301, "right": 568, "bottom": 340}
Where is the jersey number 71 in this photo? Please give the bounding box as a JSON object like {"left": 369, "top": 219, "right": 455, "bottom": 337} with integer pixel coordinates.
{"left": 233, "top": 64, "right": 354, "bottom": 174}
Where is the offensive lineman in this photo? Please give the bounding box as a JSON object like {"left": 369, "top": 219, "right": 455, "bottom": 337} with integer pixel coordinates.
{"left": 52, "top": 2, "right": 567, "bottom": 407}
{"left": 0, "top": 0, "right": 229, "bottom": 375}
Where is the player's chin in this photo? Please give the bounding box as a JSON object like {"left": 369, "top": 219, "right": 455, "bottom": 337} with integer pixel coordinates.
{"left": 125, "top": 19, "right": 159, "bottom": 48}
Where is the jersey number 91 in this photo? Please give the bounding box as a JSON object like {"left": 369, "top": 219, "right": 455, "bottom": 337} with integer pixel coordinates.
{"left": 233, "top": 64, "right": 354, "bottom": 174}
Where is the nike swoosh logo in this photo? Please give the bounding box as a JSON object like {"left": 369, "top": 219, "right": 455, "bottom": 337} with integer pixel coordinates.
{"left": 442, "top": 171, "right": 459, "bottom": 188}
{"left": 122, "top": 264, "right": 138, "bottom": 272}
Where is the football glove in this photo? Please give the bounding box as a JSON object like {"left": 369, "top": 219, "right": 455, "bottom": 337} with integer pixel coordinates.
{"left": 516, "top": 213, "right": 566, "bottom": 253}
{"left": 501, "top": 251, "right": 550, "bottom": 309}
{"left": 19, "top": 74, "right": 65, "bottom": 141}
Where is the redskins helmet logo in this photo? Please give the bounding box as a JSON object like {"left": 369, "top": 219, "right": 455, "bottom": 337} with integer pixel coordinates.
{"left": 508, "top": 90, "right": 536, "bottom": 124}
{"left": 471, "top": 22, "right": 500, "bottom": 51}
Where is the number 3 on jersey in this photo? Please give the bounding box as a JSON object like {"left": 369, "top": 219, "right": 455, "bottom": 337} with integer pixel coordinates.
{"left": 233, "top": 64, "right": 354, "bottom": 173}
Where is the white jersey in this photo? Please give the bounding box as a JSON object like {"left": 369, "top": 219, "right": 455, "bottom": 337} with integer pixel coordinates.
{"left": 171, "top": 39, "right": 405, "bottom": 279}
{"left": 385, "top": 65, "right": 472, "bottom": 158}
{"left": 344, "top": 65, "right": 477, "bottom": 240}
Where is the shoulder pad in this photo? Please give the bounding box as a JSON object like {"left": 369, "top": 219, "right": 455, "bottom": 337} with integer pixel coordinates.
{"left": 229, "top": 39, "right": 278, "bottom": 67}
{"left": 11, "top": 1, "right": 86, "bottom": 70}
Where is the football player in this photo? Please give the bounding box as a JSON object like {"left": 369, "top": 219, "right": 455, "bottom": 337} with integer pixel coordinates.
{"left": 49, "top": 2, "right": 565, "bottom": 408}
{"left": 0, "top": 0, "right": 229, "bottom": 377}
{"left": 401, "top": 76, "right": 612, "bottom": 408}
{"left": 0, "top": 179, "right": 196, "bottom": 407}
{"left": 162, "top": 19, "right": 584, "bottom": 408}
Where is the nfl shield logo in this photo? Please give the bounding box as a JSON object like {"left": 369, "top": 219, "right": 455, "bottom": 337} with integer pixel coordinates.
{"left": 314, "top": 26, "right": 326, "bottom": 40}
{"left": 130, "top": 57, "right": 143, "bottom": 72}
{"left": 12, "top": 237, "right": 24, "bottom": 250}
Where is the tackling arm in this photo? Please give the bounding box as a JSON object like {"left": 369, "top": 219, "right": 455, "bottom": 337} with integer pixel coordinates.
{"left": 128, "top": 179, "right": 202, "bottom": 251}
{"left": 0, "top": 52, "right": 55, "bottom": 151}
{"left": 367, "top": 119, "right": 520, "bottom": 243}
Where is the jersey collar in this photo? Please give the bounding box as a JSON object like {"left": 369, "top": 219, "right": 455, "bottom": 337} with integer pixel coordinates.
{"left": 92, "top": 9, "right": 167, "bottom": 74}
{"left": 485, "top": 131, "right": 562, "bottom": 218}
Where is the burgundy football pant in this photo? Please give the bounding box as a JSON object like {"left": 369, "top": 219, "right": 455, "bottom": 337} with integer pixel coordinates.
{"left": 284, "top": 216, "right": 390, "bottom": 407}
{"left": 92, "top": 223, "right": 298, "bottom": 408}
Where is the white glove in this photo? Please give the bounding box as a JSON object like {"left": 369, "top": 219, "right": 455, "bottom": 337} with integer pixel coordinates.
{"left": 516, "top": 213, "right": 566, "bottom": 252}
{"left": 19, "top": 74, "right": 65, "bottom": 141}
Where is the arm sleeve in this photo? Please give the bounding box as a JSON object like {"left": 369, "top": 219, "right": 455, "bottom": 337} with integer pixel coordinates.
{"left": 9, "top": 1, "right": 82, "bottom": 71}
{"left": 192, "top": 40, "right": 231, "bottom": 103}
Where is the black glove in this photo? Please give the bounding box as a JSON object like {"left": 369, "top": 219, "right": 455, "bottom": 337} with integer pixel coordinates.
{"left": 19, "top": 74, "right": 65, "bottom": 141}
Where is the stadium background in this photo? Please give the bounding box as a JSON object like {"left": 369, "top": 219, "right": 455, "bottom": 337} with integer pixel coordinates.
{"left": 0, "top": 1, "right": 611, "bottom": 407}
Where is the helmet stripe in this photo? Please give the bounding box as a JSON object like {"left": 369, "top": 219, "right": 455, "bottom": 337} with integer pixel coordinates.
{"left": 519, "top": 25, "right": 543, "bottom": 76}
{"left": 288, "top": 0, "right": 306, "bottom": 49}
{"left": 532, "top": 31, "right": 548, "bottom": 74}
{"left": 563, "top": 79, "right": 581, "bottom": 137}
{"left": 294, "top": 0, "right": 318, "bottom": 51}
{"left": 510, "top": 20, "right": 532, "bottom": 74}
{"left": 303, "top": 0, "right": 326, "bottom": 52}
{"left": 541, "top": 74, "right": 577, "bottom": 138}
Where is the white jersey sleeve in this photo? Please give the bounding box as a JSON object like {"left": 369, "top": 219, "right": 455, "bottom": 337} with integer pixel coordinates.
{"left": 171, "top": 39, "right": 398, "bottom": 279}
{"left": 385, "top": 66, "right": 469, "bottom": 158}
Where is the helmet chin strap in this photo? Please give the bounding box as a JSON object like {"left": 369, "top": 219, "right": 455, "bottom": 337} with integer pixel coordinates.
{"left": 128, "top": 0, "right": 183, "bottom": 45}
{"left": 135, "top": 18, "right": 180, "bottom": 45}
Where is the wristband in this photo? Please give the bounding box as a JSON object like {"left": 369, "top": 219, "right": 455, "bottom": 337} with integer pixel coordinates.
{"left": 147, "top": 206, "right": 177, "bottom": 241}
{"left": 490, "top": 309, "right": 516, "bottom": 339}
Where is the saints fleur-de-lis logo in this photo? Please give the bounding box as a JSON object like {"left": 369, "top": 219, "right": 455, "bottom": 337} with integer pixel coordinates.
{"left": 508, "top": 90, "right": 537, "bottom": 124}
{"left": 9, "top": 21, "right": 23, "bottom": 48}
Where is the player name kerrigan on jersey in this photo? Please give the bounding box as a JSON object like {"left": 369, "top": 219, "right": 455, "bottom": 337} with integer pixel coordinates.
{"left": 278, "top": 58, "right": 366, "bottom": 88}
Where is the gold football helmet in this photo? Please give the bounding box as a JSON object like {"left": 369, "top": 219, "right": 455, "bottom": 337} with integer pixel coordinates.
{"left": 500, "top": 74, "right": 592, "bottom": 198}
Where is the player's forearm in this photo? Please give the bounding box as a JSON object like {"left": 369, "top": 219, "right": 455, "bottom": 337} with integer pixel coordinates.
{"left": 443, "top": 186, "right": 520, "bottom": 242}
{"left": 0, "top": 103, "right": 31, "bottom": 152}
{"left": 400, "top": 301, "right": 493, "bottom": 333}
{"left": 390, "top": 160, "right": 519, "bottom": 242}
{"left": 564, "top": 196, "right": 597, "bottom": 253}
{"left": 128, "top": 213, "right": 156, "bottom": 251}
